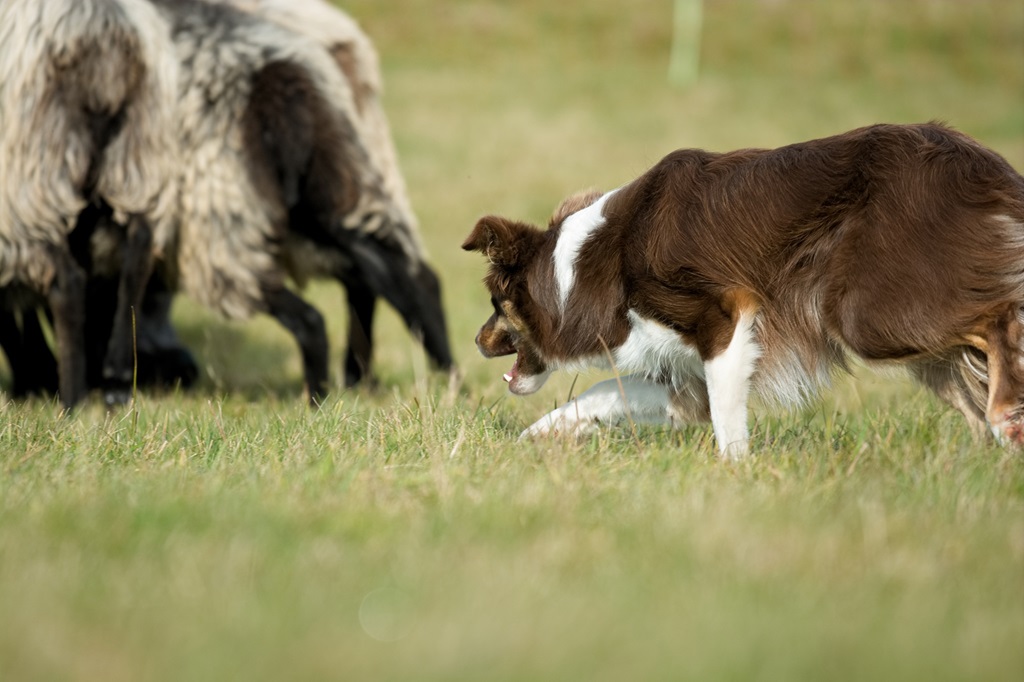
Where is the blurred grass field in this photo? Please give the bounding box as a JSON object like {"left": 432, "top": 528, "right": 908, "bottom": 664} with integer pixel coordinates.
{"left": 1, "top": 1, "right": 1023, "bottom": 680}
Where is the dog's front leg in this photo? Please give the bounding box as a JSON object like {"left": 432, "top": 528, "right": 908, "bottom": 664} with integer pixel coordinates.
{"left": 520, "top": 375, "right": 676, "bottom": 439}
{"left": 703, "top": 312, "right": 760, "bottom": 459}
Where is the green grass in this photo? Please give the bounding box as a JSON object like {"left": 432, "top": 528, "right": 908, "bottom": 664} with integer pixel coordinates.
{"left": 1, "top": 1, "right": 1023, "bottom": 680}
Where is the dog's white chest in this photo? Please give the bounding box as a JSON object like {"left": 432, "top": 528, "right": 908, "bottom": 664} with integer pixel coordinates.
{"left": 612, "top": 311, "right": 702, "bottom": 384}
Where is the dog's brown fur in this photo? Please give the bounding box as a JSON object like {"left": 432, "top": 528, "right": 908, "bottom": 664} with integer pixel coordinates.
{"left": 464, "top": 123, "right": 1024, "bottom": 451}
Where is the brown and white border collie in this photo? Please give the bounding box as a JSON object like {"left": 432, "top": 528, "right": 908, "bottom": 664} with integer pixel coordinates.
{"left": 463, "top": 123, "right": 1024, "bottom": 458}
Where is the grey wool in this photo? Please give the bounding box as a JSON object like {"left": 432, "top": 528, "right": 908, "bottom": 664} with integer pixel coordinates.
{"left": 0, "top": 0, "right": 179, "bottom": 406}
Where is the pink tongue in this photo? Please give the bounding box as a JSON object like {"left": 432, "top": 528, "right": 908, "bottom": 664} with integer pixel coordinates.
{"left": 503, "top": 355, "right": 520, "bottom": 383}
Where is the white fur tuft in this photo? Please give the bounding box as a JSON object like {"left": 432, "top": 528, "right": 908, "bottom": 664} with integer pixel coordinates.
{"left": 613, "top": 310, "right": 703, "bottom": 386}
{"left": 553, "top": 189, "right": 618, "bottom": 312}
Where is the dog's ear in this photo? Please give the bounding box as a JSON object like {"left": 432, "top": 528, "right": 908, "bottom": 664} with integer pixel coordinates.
{"left": 462, "top": 215, "right": 536, "bottom": 266}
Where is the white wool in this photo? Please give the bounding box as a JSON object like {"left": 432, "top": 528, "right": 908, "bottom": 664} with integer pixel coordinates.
{"left": 149, "top": 0, "right": 421, "bottom": 318}
{"left": 215, "top": 0, "right": 421, "bottom": 244}
{"left": 0, "top": 0, "right": 178, "bottom": 291}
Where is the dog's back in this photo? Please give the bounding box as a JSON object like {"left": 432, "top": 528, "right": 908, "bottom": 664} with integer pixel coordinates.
{"left": 818, "top": 124, "right": 1024, "bottom": 359}
{"left": 619, "top": 124, "right": 1024, "bottom": 403}
{"left": 467, "top": 123, "right": 1024, "bottom": 454}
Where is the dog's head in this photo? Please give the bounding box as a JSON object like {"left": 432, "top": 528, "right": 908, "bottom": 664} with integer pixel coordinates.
{"left": 461, "top": 214, "right": 553, "bottom": 395}
{"left": 462, "top": 190, "right": 606, "bottom": 395}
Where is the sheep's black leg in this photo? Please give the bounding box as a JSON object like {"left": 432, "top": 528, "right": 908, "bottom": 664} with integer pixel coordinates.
{"left": 84, "top": 276, "right": 117, "bottom": 389}
{"left": 134, "top": 274, "right": 199, "bottom": 389}
{"left": 102, "top": 214, "right": 154, "bottom": 406}
{"left": 82, "top": 273, "right": 199, "bottom": 391}
{"left": 407, "top": 263, "right": 454, "bottom": 373}
{"left": 339, "top": 233, "right": 454, "bottom": 374}
{"left": 262, "top": 285, "right": 329, "bottom": 405}
{"left": 22, "top": 309, "right": 59, "bottom": 395}
{"left": 340, "top": 276, "right": 377, "bottom": 388}
{"left": 0, "top": 309, "right": 23, "bottom": 395}
{"left": 0, "top": 309, "right": 57, "bottom": 397}
{"left": 5, "top": 308, "right": 60, "bottom": 397}
{"left": 46, "top": 247, "right": 88, "bottom": 409}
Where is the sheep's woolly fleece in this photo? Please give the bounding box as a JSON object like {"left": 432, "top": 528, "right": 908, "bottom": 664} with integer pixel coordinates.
{"left": 0, "top": 0, "right": 178, "bottom": 290}
{"left": 150, "top": 0, "right": 419, "bottom": 319}
{"left": 220, "top": 0, "right": 419, "bottom": 238}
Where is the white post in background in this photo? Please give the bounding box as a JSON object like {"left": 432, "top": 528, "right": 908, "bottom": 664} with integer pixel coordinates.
{"left": 669, "top": 0, "right": 703, "bottom": 87}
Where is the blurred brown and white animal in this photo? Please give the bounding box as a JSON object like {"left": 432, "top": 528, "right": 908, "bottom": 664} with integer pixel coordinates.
{"left": 464, "top": 123, "right": 1024, "bottom": 457}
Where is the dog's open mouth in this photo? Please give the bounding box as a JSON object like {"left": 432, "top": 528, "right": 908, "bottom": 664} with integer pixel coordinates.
{"left": 502, "top": 350, "right": 522, "bottom": 384}
{"left": 493, "top": 343, "right": 549, "bottom": 395}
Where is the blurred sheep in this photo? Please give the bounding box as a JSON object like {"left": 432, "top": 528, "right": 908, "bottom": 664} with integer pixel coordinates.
{"left": 0, "top": 0, "right": 178, "bottom": 406}
{"left": 145, "top": 0, "right": 451, "bottom": 401}
{"left": 218, "top": 0, "right": 426, "bottom": 386}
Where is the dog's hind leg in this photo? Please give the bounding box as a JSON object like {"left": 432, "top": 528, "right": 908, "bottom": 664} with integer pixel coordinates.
{"left": 520, "top": 375, "right": 680, "bottom": 439}
{"left": 981, "top": 305, "right": 1024, "bottom": 444}
{"left": 703, "top": 309, "right": 761, "bottom": 459}
{"left": 909, "top": 352, "right": 989, "bottom": 439}
{"left": 262, "top": 285, "right": 329, "bottom": 405}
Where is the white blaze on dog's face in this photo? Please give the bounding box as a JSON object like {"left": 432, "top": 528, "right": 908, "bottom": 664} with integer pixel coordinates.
{"left": 462, "top": 215, "right": 553, "bottom": 395}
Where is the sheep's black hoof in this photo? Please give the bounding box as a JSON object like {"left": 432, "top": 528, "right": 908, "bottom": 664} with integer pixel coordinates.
{"left": 103, "top": 366, "right": 134, "bottom": 385}
{"left": 343, "top": 362, "right": 379, "bottom": 390}
{"left": 104, "top": 386, "right": 133, "bottom": 408}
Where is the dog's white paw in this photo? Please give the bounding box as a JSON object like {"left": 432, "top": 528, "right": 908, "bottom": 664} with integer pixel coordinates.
{"left": 519, "top": 410, "right": 598, "bottom": 440}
